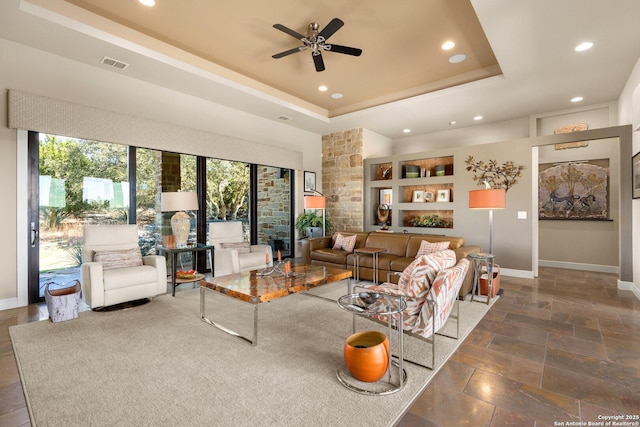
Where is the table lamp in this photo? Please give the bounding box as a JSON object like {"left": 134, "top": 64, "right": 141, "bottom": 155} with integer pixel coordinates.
{"left": 161, "top": 191, "right": 198, "bottom": 247}
{"left": 468, "top": 183, "right": 506, "bottom": 255}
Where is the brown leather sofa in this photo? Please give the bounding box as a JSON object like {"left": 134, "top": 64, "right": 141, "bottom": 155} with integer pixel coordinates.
{"left": 301, "top": 231, "right": 481, "bottom": 298}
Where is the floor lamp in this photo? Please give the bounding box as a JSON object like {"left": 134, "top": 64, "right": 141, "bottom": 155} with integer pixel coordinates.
{"left": 304, "top": 191, "right": 326, "bottom": 236}
{"left": 468, "top": 186, "right": 506, "bottom": 255}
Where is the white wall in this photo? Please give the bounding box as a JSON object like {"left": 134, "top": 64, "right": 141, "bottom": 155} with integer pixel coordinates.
{"left": 618, "top": 57, "right": 640, "bottom": 296}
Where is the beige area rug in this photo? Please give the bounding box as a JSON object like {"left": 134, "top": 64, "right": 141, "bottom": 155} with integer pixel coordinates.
{"left": 10, "top": 281, "right": 494, "bottom": 427}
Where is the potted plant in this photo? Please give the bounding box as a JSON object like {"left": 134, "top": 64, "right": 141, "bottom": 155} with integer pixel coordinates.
{"left": 295, "top": 211, "right": 331, "bottom": 238}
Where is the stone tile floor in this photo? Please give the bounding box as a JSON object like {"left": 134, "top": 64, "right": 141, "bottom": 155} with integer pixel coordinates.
{"left": 397, "top": 268, "right": 640, "bottom": 427}
{"left": 1, "top": 268, "right": 639, "bottom": 426}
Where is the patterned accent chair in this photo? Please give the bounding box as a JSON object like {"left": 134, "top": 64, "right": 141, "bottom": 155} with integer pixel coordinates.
{"left": 359, "top": 249, "right": 470, "bottom": 369}
{"left": 81, "top": 225, "right": 167, "bottom": 309}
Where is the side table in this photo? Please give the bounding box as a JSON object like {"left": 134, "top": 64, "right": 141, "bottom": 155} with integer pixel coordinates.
{"left": 469, "top": 252, "right": 495, "bottom": 305}
{"left": 336, "top": 293, "right": 407, "bottom": 395}
{"left": 157, "top": 243, "right": 215, "bottom": 296}
{"left": 353, "top": 247, "right": 386, "bottom": 284}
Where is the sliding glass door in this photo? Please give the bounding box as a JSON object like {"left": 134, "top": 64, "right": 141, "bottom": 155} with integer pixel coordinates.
{"left": 29, "top": 133, "right": 130, "bottom": 303}
{"left": 28, "top": 132, "right": 295, "bottom": 303}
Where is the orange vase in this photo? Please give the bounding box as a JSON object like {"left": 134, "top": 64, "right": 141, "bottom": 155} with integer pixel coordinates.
{"left": 343, "top": 331, "right": 389, "bottom": 382}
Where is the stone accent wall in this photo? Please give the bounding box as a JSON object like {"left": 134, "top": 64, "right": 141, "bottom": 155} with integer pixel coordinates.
{"left": 322, "top": 129, "right": 364, "bottom": 232}
{"left": 257, "top": 167, "right": 292, "bottom": 254}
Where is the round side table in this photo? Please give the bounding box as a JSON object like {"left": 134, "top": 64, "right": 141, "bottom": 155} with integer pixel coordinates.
{"left": 469, "top": 252, "right": 495, "bottom": 305}
{"left": 336, "top": 293, "right": 407, "bottom": 395}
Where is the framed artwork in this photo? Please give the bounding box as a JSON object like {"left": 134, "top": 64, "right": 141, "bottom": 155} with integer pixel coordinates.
{"left": 424, "top": 191, "right": 434, "bottom": 202}
{"left": 379, "top": 188, "right": 392, "bottom": 206}
{"left": 436, "top": 189, "right": 450, "bottom": 202}
{"left": 412, "top": 190, "right": 425, "bottom": 203}
{"left": 634, "top": 152, "right": 640, "bottom": 199}
{"left": 304, "top": 171, "right": 316, "bottom": 192}
{"left": 539, "top": 160, "right": 608, "bottom": 219}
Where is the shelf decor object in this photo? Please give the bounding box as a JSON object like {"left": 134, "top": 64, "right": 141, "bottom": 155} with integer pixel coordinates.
{"left": 469, "top": 183, "right": 506, "bottom": 255}
{"left": 161, "top": 191, "right": 198, "bottom": 248}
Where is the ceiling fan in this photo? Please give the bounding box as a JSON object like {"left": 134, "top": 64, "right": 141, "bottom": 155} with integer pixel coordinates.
{"left": 272, "top": 18, "right": 362, "bottom": 72}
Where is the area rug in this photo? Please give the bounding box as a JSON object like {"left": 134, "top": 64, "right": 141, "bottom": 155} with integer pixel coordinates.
{"left": 10, "top": 281, "right": 494, "bottom": 427}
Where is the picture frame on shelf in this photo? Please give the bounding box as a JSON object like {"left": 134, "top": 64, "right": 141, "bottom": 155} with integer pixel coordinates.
{"left": 304, "top": 171, "right": 316, "bottom": 192}
{"left": 436, "top": 189, "right": 450, "bottom": 202}
{"left": 424, "top": 191, "right": 434, "bottom": 202}
{"left": 379, "top": 188, "right": 393, "bottom": 206}
{"left": 412, "top": 190, "right": 425, "bottom": 203}
{"left": 634, "top": 151, "right": 640, "bottom": 199}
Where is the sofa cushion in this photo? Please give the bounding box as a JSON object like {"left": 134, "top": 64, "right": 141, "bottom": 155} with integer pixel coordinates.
{"left": 311, "top": 248, "right": 350, "bottom": 266}
{"left": 93, "top": 248, "right": 143, "bottom": 270}
{"left": 406, "top": 235, "right": 464, "bottom": 257}
{"left": 416, "top": 240, "right": 450, "bottom": 257}
{"left": 365, "top": 233, "right": 412, "bottom": 256}
{"left": 333, "top": 233, "right": 357, "bottom": 252}
{"left": 221, "top": 241, "right": 251, "bottom": 254}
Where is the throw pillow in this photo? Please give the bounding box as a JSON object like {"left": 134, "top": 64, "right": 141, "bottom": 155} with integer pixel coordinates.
{"left": 333, "top": 233, "right": 357, "bottom": 252}
{"left": 93, "top": 248, "right": 143, "bottom": 270}
{"left": 415, "top": 240, "right": 450, "bottom": 258}
{"left": 220, "top": 241, "right": 251, "bottom": 254}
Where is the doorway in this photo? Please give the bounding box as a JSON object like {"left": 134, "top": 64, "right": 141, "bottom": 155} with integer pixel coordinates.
{"left": 530, "top": 125, "right": 632, "bottom": 282}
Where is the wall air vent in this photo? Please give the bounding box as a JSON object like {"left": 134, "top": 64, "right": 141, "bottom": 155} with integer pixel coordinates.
{"left": 100, "top": 56, "right": 129, "bottom": 70}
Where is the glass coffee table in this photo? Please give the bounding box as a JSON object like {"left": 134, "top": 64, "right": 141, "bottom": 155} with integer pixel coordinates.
{"left": 336, "top": 292, "right": 407, "bottom": 395}
{"left": 200, "top": 263, "right": 352, "bottom": 346}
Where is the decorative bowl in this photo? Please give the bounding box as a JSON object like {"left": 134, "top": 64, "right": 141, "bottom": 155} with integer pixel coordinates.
{"left": 359, "top": 292, "right": 380, "bottom": 305}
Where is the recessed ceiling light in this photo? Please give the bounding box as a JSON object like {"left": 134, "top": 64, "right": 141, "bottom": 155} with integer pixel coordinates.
{"left": 318, "top": 85, "right": 328, "bottom": 92}
{"left": 403, "top": 129, "right": 411, "bottom": 133}
{"left": 473, "top": 115, "right": 483, "bottom": 121}
{"left": 441, "top": 41, "right": 455, "bottom": 50}
{"left": 575, "top": 41, "right": 593, "bottom": 52}
{"left": 449, "top": 120, "right": 457, "bottom": 125}
{"left": 331, "top": 93, "right": 343, "bottom": 99}
{"left": 449, "top": 54, "right": 467, "bottom": 64}
{"left": 570, "top": 96, "right": 584, "bottom": 103}
{"left": 139, "top": 0, "right": 155, "bottom": 6}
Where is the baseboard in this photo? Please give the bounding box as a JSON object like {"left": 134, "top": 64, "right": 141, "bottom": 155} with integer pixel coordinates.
{"left": 618, "top": 280, "right": 640, "bottom": 301}
{"left": 538, "top": 260, "right": 619, "bottom": 275}
{"left": 0, "top": 297, "right": 20, "bottom": 311}
{"left": 500, "top": 268, "right": 534, "bottom": 279}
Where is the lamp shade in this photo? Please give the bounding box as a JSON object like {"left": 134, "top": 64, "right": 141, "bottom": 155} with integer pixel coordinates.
{"left": 469, "top": 188, "right": 506, "bottom": 209}
{"left": 161, "top": 191, "right": 198, "bottom": 212}
{"left": 304, "top": 195, "right": 326, "bottom": 209}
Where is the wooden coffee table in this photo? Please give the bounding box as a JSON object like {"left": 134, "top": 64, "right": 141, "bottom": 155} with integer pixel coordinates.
{"left": 200, "top": 263, "right": 352, "bottom": 346}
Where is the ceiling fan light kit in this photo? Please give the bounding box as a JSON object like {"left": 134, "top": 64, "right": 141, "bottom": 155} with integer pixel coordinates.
{"left": 272, "top": 18, "right": 362, "bottom": 72}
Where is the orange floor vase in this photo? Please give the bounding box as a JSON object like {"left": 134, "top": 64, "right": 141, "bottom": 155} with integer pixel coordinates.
{"left": 343, "top": 331, "right": 389, "bottom": 382}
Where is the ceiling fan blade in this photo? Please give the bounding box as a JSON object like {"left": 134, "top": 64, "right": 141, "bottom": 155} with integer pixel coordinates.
{"left": 272, "top": 47, "right": 304, "bottom": 59}
{"left": 312, "top": 52, "right": 325, "bottom": 72}
{"left": 273, "top": 24, "right": 306, "bottom": 41}
{"left": 318, "top": 18, "right": 344, "bottom": 41}
{"left": 327, "top": 44, "right": 362, "bottom": 56}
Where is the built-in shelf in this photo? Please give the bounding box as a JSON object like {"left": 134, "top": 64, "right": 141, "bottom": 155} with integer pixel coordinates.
{"left": 365, "top": 155, "right": 455, "bottom": 230}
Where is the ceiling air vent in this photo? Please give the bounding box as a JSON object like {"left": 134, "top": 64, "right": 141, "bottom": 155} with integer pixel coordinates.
{"left": 100, "top": 56, "right": 129, "bottom": 70}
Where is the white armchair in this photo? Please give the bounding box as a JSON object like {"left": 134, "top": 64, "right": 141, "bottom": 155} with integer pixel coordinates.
{"left": 81, "top": 224, "right": 167, "bottom": 309}
{"left": 208, "top": 221, "right": 273, "bottom": 276}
